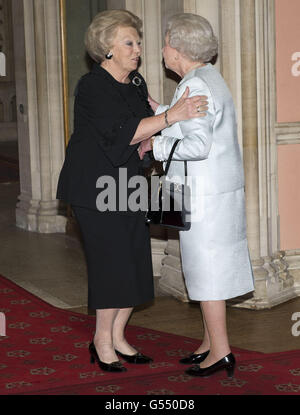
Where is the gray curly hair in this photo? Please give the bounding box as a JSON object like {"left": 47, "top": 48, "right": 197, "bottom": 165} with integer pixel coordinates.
{"left": 166, "top": 13, "right": 218, "bottom": 62}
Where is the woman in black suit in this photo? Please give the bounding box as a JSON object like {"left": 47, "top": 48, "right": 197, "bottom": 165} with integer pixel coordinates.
{"left": 57, "top": 9, "right": 207, "bottom": 373}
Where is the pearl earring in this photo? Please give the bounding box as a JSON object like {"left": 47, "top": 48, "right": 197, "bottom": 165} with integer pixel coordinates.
{"left": 105, "top": 52, "right": 113, "bottom": 60}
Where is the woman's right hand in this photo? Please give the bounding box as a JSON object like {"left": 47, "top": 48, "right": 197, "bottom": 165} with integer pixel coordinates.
{"left": 130, "top": 88, "right": 208, "bottom": 145}
{"left": 168, "top": 87, "right": 208, "bottom": 124}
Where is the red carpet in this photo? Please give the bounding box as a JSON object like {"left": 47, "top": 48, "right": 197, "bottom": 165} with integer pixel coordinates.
{"left": 0, "top": 155, "right": 19, "bottom": 183}
{"left": 0, "top": 274, "right": 299, "bottom": 395}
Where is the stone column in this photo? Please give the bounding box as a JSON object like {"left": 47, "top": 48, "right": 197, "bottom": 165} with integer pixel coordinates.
{"left": 221, "top": 0, "right": 294, "bottom": 308}
{"left": 125, "top": 0, "right": 167, "bottom": 277}
{"left": 238, "top": 0, "right": 266, "bottom": 305}
{"left": 240, "top": 0, "right": 259, "bottom": 261}
{"left": 12, "top": 0, "right": 66, "bottom": 233}
{"left": 219, "top": 0, "right": 243, "bottom": 149}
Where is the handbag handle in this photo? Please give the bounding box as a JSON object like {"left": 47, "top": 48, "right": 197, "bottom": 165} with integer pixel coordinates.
{"left": 164, "top": 139, "right": 187, "bottom": 178}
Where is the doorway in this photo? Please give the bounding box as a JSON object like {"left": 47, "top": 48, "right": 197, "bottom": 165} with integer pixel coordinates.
{"left": 0, "top": 0, "right": 19, "bottom": 184}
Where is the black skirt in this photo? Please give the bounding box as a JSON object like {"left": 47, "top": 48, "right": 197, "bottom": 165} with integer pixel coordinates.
{"left": 72, "top": 206, "right": 154, "bottom": 309}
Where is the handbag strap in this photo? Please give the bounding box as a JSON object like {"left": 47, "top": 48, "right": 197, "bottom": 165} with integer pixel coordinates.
{"left": 164, "top": 140, "right": 180, "bottom": 176}
{"left": 164, "top": 139, "right": 188, "bottom": 179}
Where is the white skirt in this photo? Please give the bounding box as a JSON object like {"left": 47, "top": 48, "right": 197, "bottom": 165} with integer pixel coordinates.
{"left": 179, "top": 187, "right": 254, "bottom": 301}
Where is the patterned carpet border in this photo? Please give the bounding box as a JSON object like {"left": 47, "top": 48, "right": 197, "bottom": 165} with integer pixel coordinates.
{"left": 1, "top": 274, "right": 299, "bottom": 395}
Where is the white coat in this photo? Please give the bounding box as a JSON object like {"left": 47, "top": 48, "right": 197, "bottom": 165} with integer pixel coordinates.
{"left": 153, "top": 63, "right": 254, "bottom": 301}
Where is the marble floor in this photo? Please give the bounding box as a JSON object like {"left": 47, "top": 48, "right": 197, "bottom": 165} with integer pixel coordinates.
{"left": 0, "top": 141, "right": 300, "bottom": 354}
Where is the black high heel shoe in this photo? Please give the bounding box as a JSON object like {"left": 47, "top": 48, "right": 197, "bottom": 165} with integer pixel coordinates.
{"left": 179, "top": 350, "right": 210, "bottom": 365}
{"left": 185, "top": 353, "right": 236, "bottom": 378}
{"left": 89, "top": 342, "right": 127, "bottom": 373}
{"left": 116, "top": 350, "right": 153, "bottom": 364}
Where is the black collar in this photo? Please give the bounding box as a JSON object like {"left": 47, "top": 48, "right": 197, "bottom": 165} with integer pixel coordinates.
{"left": 91, "top": 63, "right": 139, "bottom": 83}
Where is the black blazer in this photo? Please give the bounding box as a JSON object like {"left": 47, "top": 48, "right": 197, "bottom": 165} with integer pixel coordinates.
{"left": 56, "top": 64, "right": 153, "bottom": 213}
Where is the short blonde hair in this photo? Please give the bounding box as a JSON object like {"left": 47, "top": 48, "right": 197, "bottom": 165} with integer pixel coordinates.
{"left": 85, "top": 10, "right": 142, "bottom": 63}
{"left": 166, "top": 13, "right": 218, "bottom": 62}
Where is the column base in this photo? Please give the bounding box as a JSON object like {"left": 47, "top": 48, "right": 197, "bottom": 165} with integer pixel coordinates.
{"left": 16, "top": 195, "right": 67, "bottom": 234}
{"left": 158, "top": 238, "right": 189, "bottom": 302}
{"left": 229, "top": 252, "right": 296, "bottom": 309}
{"left": 282, "top": 249, "right": 300, "bottom": 296}
{"left": 151, "top": 237, "right": 167, "bottom": 277}
{"left": 158, "top": 240, "right": 298, "bottom": 309}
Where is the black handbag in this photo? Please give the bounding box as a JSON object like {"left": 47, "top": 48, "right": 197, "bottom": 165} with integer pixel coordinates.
{"left": 145, "top": 140, "right": 191, "bottom": 231}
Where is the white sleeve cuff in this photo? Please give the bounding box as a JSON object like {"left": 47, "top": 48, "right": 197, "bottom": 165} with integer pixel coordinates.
{"left": 153, "top": 135, "right": 166, "bottom": 161}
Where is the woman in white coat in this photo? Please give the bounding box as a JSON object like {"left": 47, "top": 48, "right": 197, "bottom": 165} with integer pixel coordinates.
{"left": 139, "top": 13, "right": 254, "bottom": 378}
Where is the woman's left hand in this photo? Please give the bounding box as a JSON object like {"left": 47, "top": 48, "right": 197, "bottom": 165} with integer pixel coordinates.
{"left": 138, "top": 138, "right": 152, "bottom": 160}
